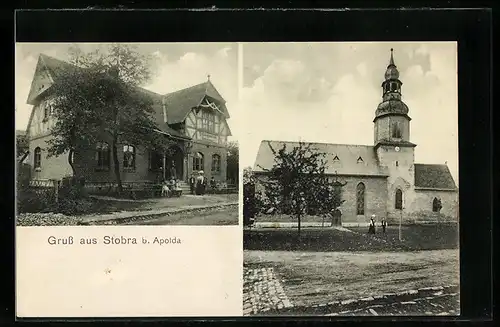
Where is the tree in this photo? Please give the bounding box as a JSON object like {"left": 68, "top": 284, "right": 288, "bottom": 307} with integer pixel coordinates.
{"left": 226, "top": 141, "right": 239, "bottom": 184}
{"left": 258, "top": 141, "right": 346, "bottom": 237}
{"left": 46, "top": 44, "right": 171, "bottom": 193}
{"left": 16, "top": 131, "right": 29, "bottom": 159}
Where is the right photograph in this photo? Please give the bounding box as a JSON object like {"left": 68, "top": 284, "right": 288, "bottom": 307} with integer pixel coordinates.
{"left": 241, "top": 42, "right": 459, "bottom": 316}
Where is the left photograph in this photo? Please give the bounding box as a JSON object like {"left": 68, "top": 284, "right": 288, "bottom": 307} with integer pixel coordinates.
{"left": 16, "top": 43, "right": 239, "bottom": 226}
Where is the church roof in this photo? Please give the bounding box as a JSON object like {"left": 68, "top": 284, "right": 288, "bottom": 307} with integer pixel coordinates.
{"left": 253, "top": 140, "right": 388, "bottom": 177}
{"left": 414, "top": 164, "right": 457, "bottom": 190}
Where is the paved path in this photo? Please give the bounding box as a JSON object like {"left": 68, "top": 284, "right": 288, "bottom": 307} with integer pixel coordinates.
{"left": 130, "top": 206, "right": 238, "bottom": 226}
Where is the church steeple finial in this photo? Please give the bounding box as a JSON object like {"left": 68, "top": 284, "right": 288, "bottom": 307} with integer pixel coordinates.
{"left": 384, "top": 48, "right": 400, "bottom": 81}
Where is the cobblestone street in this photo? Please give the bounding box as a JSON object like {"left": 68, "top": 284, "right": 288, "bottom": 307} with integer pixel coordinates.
{"left": 243, "top": 267, "right": 293, "bottom": 315}
{"left": 243, "top": 264, "right": 459, "bottom": 316}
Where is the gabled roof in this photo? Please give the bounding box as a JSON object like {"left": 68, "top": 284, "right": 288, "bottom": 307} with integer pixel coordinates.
{"left": 414, "top": 164, "right": 457, "bottom": 190}
{"left": 162, "top": 80, "right": 229, "bottom": 124}
{"left": 253, "top": 140, "right": 388, "bottom": 177}
{"left": 25, "top": 54, "right": 229, "bottom": 139}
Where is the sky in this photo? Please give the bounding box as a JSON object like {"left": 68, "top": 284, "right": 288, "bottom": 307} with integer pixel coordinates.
{"left": 15, "top": 42, "right": 240, "bottom": 141}
{"left": 238, "top": 42, "right": 459, "bottom": 184}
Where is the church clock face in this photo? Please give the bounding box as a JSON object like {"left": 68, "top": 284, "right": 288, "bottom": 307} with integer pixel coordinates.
{"left": 395, "top": 146, "right": 400, "bottom": 152}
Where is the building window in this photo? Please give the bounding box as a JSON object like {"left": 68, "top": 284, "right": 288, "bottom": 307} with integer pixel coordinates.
{"left": 211, "top": 154, "right": 221, "bottom": 174}
{"left": 392, "top": 122, "right": 402, "bottom": 138}
{"left": 193, "top": 152, "right": 204, "bottom": 172}
{"left": 201, "top": 110, "right": 218, "bottom": 134}
{"left": 95, "top": 142, "right": 110, "bottom": 170}
{"left": 123, "top": 145, "right": 136, "bottom": 170}
{"left": 432, "top": 197, "right": 442, "bottom": 212}
{"left": 149, "top": 151, "right": 163, "bottom": 171}
{"left": 396, "top": 161, "right": 399, "bottom": 167}
{"left": 357, "top": 156, "right": 363, "bottom": 163}
{"left": 356, "top": 182, "right": 365, "bottom": 215}
{"left": 34, "top": 147, "right": 42, "bottom": 168}
{"left": 395, "top": 189, "right": 403, "bottom": 210}
{"left": 333, "top": 155, "right": 340, "bottom": 161}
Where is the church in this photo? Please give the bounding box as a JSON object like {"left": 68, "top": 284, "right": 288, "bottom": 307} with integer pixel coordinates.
{"left": 23, "top": 54, "right": 232, "bottom": 186}
{"left": 253, "top": 49, "right": 459, "bottom": 225}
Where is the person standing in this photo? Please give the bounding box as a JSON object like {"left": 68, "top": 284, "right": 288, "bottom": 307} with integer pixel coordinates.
{"left": 210, "top": 176, "right": 217, "bottom": 190}
{"left": 381, "top": 218, "right": 387, "bottom": 234}
{"left": 169, "top": 162, "right": 177, "bottom": 181}
{"left": 195, "top": 171, "right": 206, "bottom": 195}
{"left": 189, "top": 173, "right": 196, "bottom": 195}
{"left": 369, "top": 214, "right": 376, "bottom": 234}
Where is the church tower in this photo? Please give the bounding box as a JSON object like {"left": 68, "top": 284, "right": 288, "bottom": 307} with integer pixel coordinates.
{"left": 374, "top": 49, "right": 416, "bottom": 220}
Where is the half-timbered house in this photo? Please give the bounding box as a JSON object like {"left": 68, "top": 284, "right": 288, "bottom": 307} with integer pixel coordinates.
{"left": 24, "top": 54, "right": 233, "bottom": 187}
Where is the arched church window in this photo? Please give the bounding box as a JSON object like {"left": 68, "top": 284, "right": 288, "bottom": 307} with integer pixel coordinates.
{"left": 432, "top": 197, "right": 442, "bottom": 212}
{"left": 395, "top": 189, "right": 403, "bottom": 210}
{"left": 356, "top": 182, "right": 365, "bottom": 215}
{"left": 392, "top": 122, "right": 402, "bottom": 138}
{"left": 390, "top": 82, "right": 397, "bottom": 91}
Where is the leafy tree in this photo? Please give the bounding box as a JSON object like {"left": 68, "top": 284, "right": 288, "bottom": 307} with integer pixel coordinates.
{"left": 46, "top": 44, "right": 172, "bottom": 193}
{"left": 16, "top": 131, "right": 29, "bottom": 159}
{"left": 258, "top": 141, "right": 346, "bottom": 236}
{"left": 226, "top": 141, "right": 239, "bottom": 184}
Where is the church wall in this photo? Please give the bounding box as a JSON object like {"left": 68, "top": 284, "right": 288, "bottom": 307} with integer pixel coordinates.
{"left": 389, "top": 115, "right": 410, "bottom": 141}
{"left": 376, "top": 145, "right": 416, "bottom": 223}
{"left": 335, "top": 176, "right": 388, "bottom": 226}
{"left": 253, "top": 173, "right": 388, "bottom": 225}
{"left": 405, "top": 189, "right": 459, "bottom": 222}
{"left": 374, "top": 116, "right": 390, "bottom": 142}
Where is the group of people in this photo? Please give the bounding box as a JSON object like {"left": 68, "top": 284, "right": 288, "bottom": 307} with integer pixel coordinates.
{"left": 188, "top": 171, "right": 217, "bottom": 195}
{"left": 368, "top": 214, "right": 387, "bottom": 234}
{"left": 161, "top": 178, "right": 181, "bottom": 197}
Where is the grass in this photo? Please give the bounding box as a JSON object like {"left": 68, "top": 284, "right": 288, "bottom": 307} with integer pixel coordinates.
{"left": 244, "top": 224, "right": 459, "bottom": 252}
{"left": 244, "top": 249, "right": 460, "bottom": 308}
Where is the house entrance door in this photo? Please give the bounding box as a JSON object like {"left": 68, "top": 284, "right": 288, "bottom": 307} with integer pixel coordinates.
{"left": 167, "top": 146, "right": 184, "bottom": 181}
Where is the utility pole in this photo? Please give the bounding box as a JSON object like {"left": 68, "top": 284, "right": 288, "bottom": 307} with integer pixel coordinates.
{"left": 399, "top": 207, "right": 403, "bottom": 241}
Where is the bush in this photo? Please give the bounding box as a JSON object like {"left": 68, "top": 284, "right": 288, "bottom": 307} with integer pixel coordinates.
{"left": 55, "top": 182, "right": 93, "bottom": 215}
{"left": 17, "top": 188, "right": 55, "bottom": 213}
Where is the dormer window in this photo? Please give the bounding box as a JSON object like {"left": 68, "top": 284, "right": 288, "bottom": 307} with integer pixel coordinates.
{"left": 357, "top": 156, "right": 364, "bottom": 163}
{"left": 333, "top": 155, "right": 340, "bottom": 162}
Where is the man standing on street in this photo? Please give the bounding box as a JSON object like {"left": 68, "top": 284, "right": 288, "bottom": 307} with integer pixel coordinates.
{"left": 381, "top": 217, "right": 387, "bottom": 234}
{"left": 189, "top": 172, "right": 196, "bottom": 195}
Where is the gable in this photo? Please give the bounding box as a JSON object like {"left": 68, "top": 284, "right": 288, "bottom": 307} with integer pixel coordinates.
{"left": 161, "top": 80, "right": 228, "bottom": 124}
{"left": 26, "top": 56, "right": 55, "bottom": 105}
{"left": 254, "top": 140, "right": 388, "bottom": 176}
{"left": 414, "top": 164, "right": 457, "bottom": 190}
